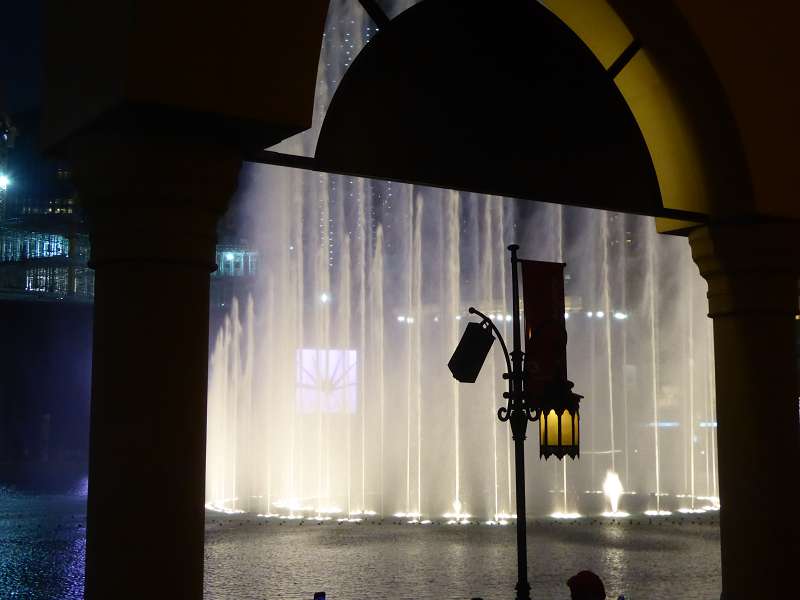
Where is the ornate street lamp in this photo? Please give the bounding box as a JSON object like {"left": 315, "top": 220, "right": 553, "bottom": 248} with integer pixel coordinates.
{"left": 448, "top": 244, "right": 583, "bottom": 600}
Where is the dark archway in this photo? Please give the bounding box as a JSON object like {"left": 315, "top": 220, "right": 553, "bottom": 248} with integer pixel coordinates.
{"left": 315, "top": 0, "right": 687, "bottom": 218}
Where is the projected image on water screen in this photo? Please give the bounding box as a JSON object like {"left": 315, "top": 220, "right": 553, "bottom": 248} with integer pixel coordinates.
{"left": 297, "top": 349, "right": 358, "bottom": 415}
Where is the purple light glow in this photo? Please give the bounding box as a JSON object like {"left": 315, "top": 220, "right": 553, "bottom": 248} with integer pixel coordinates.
{"left": 296, "top": 349, "right": 358, "bottom": 414}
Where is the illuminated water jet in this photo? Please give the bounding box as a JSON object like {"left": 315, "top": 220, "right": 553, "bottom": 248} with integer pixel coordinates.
{"left": 603, "top": 471, "right": 624, "bottom": 514}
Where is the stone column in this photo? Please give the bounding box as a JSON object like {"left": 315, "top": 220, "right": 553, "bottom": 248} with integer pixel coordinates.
{"left": 690, "top": 223, "right": 800, "bottom": 599}
{"left": 70, "top": 133, "right": 241, "bottom": 600}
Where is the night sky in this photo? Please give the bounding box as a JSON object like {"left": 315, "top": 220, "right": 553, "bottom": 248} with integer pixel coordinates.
{"left": 1, "top": 0, "right": 43, "bottom": 115}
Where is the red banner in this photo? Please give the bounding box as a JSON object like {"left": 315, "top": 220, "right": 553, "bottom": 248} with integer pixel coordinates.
{"left": 521, "top": 260, "right": 567, "bottom": 399}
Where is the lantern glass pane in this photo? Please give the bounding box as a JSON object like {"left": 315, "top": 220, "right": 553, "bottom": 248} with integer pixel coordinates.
{"left": 561, "top": 410, "right": 573, "bottom": 445}
{"left": 575, "top": 411, "right": 579, "bottom": 445}
{"left": 547, "top": 410, "right": 559, "bottom": 446}
{"left": 540, "top": 412, "right": 545, "bottom": 443}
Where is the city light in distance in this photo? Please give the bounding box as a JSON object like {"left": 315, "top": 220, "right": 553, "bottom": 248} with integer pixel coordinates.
{"left": 320, "top": 292, "right": 331, "bottom": 303}
{"left": 0, "top": 174, "right": 9, "bottom": 191}
{"left": 613, "top": 312, "right": 628, "bottom": 320}
{"left": 224, "top": 252, "right": 234, "bottom": 260}
{"left": 596, "top": 311, "right": 605, "bottom": 318}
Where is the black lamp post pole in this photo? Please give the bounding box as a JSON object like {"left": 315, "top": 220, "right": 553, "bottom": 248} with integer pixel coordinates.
{"left": 468, "top": 245, "right": 534, "bottom": 600}
{"left": 508, "top": 244, "right": 531, "bottom": 600}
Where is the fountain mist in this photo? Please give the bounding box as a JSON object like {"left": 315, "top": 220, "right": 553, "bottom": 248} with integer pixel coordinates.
{"left": 205, "top": 2, "right": 719, "bottom": 521}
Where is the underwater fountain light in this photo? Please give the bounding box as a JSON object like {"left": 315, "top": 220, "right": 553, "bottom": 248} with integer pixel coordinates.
{"left": 551, "top": 511, "right": 581, "bottom": 520}
{"left": 601, "top": 471, "right": 630, "bottom": 517}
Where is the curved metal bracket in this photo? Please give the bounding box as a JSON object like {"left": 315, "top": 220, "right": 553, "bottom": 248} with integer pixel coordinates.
{"left": 468, "top": 307, "right": 512, "bottom": 375}
{"left": 469, "top": 307, "right": 516, "bottom": 423}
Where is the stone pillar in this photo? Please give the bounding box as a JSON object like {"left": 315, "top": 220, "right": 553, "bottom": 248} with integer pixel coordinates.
{"left": 70, "top": 133, "right": 241, "bottom": 600}
{"left": 690, "top": 223, "right": 800, "bottom": 599}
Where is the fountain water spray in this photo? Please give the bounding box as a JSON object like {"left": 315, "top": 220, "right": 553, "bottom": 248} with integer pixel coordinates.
{"left": 601, "top": 471, "right": 629, "bottom": 517}
{"left": 204, "top": 1, "right": 719, "bottom": 523}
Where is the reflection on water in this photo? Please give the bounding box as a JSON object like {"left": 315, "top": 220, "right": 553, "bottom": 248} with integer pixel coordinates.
{"left": 204, "top": 513, "right": 721, "bottom": 600}
{"left": 0, "top": 490, "right": 86, "bottom": 600}
{"left": 0, "top": 492, "right": 720, "bottom": 599}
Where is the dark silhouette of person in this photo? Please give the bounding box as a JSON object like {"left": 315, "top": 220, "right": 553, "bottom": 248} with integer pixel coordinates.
{"left": 567, "top": 570, "right": 607, "bottom": 600}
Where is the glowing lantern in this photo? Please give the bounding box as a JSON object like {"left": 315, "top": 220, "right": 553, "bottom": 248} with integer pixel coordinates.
{"left": 536, "top": 380, "right": 582, "bottom": 460}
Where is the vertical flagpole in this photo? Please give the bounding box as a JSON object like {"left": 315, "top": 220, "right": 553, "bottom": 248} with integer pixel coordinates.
{"left": 508, "top": 244, "right": 531, "bottom": 600}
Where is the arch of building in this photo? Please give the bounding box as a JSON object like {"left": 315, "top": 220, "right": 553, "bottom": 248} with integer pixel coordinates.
{"left": 41, "top": 1, "right": 799, "bottom": 598}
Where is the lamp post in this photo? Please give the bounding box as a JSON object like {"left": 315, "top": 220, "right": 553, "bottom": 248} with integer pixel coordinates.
{"left": 448, "top": 245, "right": 582, "bottom": 600}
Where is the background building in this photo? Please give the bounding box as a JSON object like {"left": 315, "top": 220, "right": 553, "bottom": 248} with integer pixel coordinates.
{"left": 0, "top": 114, "right": 257, "bottom": 486}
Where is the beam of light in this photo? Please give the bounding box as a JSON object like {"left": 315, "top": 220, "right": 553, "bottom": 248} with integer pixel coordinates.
{"left": 494, "top": 512, "right": 516, "bottom": 520}
{"left": 696, "top": 496, "right": 720, "bottom": 509}
{"left": 613, "top": 312, "right": 628, "bottom": 320}
{"left": 677, "top": 508, "right": 708, "bottom": 514}
{"left": 443, "top": 499, "right": 471, "bottom": 523}
{"left": 603, "top": 471, "right": 624, "bottom": 514}
{"left": 596, "top": 311, "right": 605, "bottom": 318}
{"left": 550, "top": 512, "right": 581, "bottom": 520}
{"left": 601, "top": 511, "right": 631, "bottom": 517}
{"left": 205, "top": 500, "right": 245, "bottom": 515}
{"left": 272, "top": 498, "right": 314, "bottom": 512}
{"left": 644, "top": 510, "right": 673, "bottom": 516}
